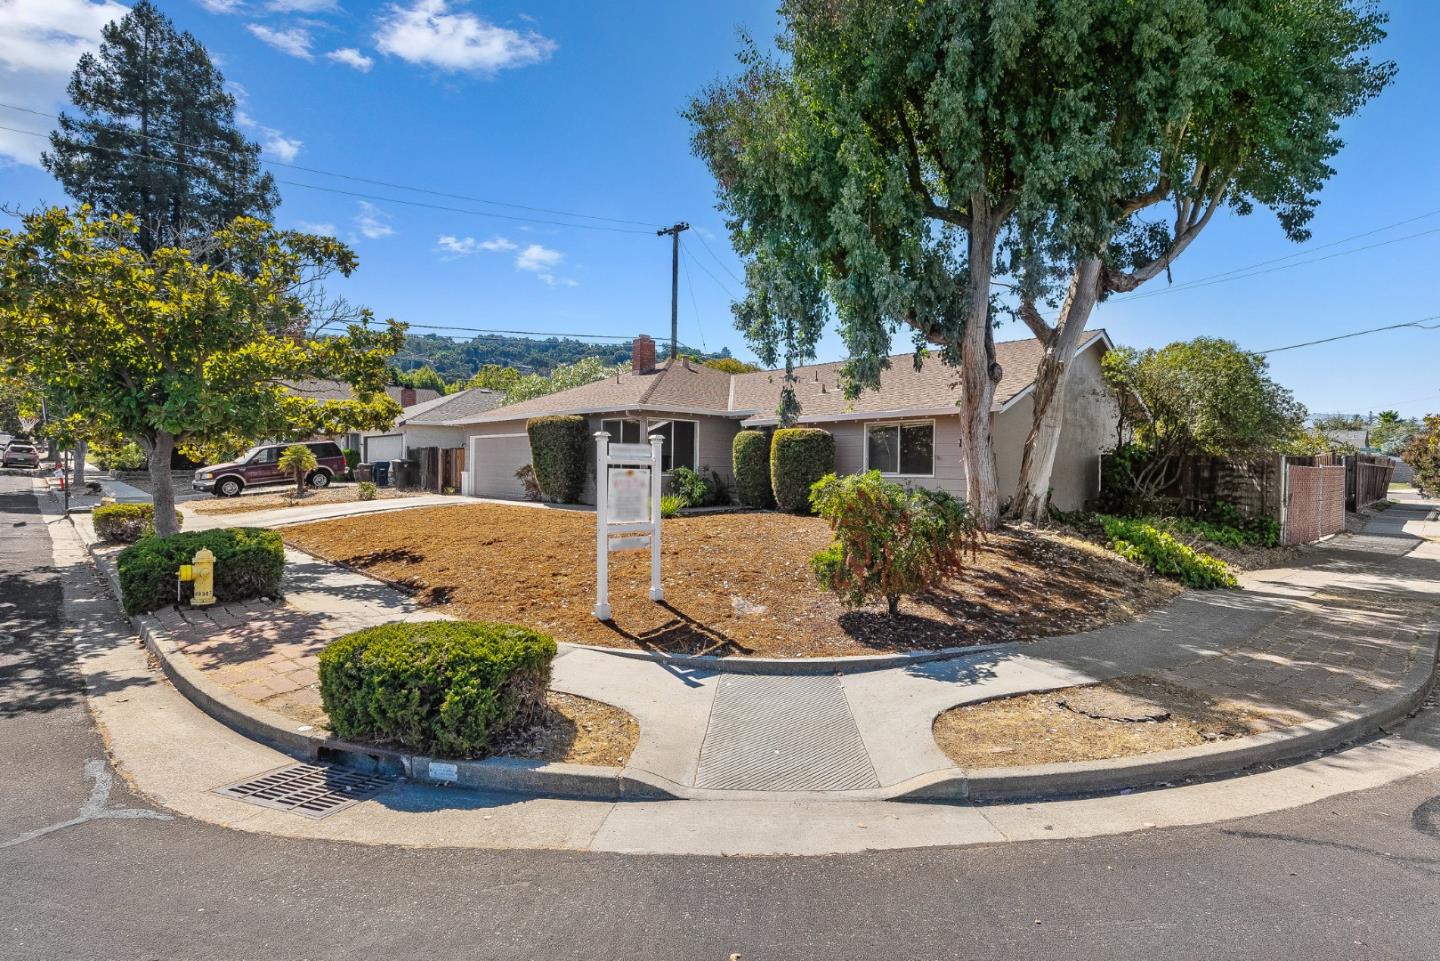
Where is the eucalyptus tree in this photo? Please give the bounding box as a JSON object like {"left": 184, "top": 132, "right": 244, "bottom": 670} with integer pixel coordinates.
{"left": 1007, "top": 0, "right": 1393, "bottom": 523}
{"left": 690, "top": 2, "right": 1138, "bottom": 525}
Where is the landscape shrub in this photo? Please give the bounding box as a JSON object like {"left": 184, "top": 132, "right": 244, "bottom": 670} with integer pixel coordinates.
{"left": 732, "top": 429, "right": 773, "bottom": 508}
{"left": 670, "top": 465, "right": 731, "bottom": 507}
{"left": 318, "top": 620, "right": 557, "bottom": 757}
{"left": 277, "top": 443, "right": 317, "bottom": 495}
{"left": 90, "top": 439, "right": 146, "bottom": 471}
{"left": 526, "top": 415, "right": 588, "bottom": 503}
{"left": 659, "top": 493, "right": 684, "bottom": 519}
{"left": 1097, "top": 515, "right": 1236, "bottom": 589}
{"left": 356, "top": 481, "right": 377, "bottom": 501}
{"left": 809, "top": 471, "right": 979, "bottom": 616}
{"left": 514, "top": 463, "right": 542, "bottom": 502}
{"left": 770, "top": 428, "right": 834, "bottom": 513}
{"left": 93, "top": 502, "right": 182, "bottom": 544}
{"left": 342, "top": 447, "right": 360, "bottom": 480}
{"left": 116, "top": 527, "right": 284, "bottom": 614}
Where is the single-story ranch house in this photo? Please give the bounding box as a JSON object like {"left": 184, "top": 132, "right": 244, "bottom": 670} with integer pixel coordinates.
{"left": 359, "top": 387, "right": 505, "bottom": 465}
{"left": 440, "top": 331, "right": 1121, "bottom": 511}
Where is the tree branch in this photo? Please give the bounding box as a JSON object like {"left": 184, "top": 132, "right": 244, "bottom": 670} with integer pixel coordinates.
{"left": 1018, "top": 297, "right": 1054, "bottom": 341}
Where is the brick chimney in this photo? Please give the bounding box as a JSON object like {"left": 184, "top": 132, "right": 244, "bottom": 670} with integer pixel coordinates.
{"left": 631, "top": 334, "right": 657, "bottom": 374}
{"left": 400, "top": 386, "right": 417, "bottom": 407}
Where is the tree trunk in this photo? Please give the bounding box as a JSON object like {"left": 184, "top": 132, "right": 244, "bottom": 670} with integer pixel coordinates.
{"left": 294, "top": 467, "right": 305, "bottom": 496}
{"left": 71, "top": 439, "right": 87, "bottom": 490}
{"left": 1011, "top": 257, "right": 1103, "bottom": 524}
{"left": 887, "top": 594, "right": 900, "bottom": 618}
{"left": 145, "top": 431, "right": 180, "bottom": 538}
{"left": 958, "top": 195, "right": 1003, "bottom": 529}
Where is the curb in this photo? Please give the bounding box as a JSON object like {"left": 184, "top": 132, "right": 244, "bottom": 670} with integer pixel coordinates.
{"left": 891, "top": 619, "right": 1440, "bottom": 803}
{"left": 71, "top": 512, "right": 675, "bottom": 803}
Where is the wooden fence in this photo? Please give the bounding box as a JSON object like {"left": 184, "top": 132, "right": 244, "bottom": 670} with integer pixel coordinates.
{"left": 410, "top": 446, "right": 465, "bottom": 493}
{"left": 1347, "top": 453, "right": 1396, "bottom": 511}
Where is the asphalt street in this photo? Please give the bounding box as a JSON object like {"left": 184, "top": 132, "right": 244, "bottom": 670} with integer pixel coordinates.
{"left": 2, "top": 474, "right": 1439, "bottom": 961}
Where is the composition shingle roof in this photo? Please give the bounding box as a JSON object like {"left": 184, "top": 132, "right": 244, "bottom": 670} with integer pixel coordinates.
{"left": 399, "top": 388, "right": 506, "bottom": 425}
{"left": 286, "top": 379, "right": 441, "bottom": 408}
{"left": 451, "top": 331, "right": 1111, "bottom": 425}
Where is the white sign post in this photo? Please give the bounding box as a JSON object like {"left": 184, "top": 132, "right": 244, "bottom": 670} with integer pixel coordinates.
{"left": 594, "top": 431, "right": 665, "bottom": 621}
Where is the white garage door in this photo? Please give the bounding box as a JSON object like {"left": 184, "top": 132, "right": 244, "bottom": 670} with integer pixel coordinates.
{"left": 364, "top": 434, "right": 404, "bottom": 463}
{"left": 469, "top": 433, "right": 533, "bottom": 499}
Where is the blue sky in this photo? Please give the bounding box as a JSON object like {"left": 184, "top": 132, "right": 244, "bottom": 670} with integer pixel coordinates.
{"left": 2, "top": 0, "right": 1438, "bottom": 418}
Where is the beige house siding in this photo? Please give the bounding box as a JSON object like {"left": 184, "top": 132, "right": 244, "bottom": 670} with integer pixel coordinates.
{"left": 811, "top": 415, "right": 969, "bottom": 498}
{"left": 991, "top": 342, "right": 1117, "bottom": 511}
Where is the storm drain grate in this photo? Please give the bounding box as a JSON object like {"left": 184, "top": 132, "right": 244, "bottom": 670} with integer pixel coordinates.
{"left": 213, "top": 763, "right": 394, "bottom": 819}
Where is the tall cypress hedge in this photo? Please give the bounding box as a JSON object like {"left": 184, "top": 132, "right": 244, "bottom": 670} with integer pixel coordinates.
{"left": 770, "top": 427, "right": 835, "bottom": 512}
{"left": 732, "top": 429, "right": 774, "bottom": 508}
{"left": 526, "top": 415, "right": 589, "bottom": 503}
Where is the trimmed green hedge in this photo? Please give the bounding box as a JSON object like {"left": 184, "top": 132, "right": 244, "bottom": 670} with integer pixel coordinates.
{"left": 732, "top": 429, "right": 773, "bottom": 508}
{"left": 527, "top": 415, "right": 589, "bottom": 503}
{"left": 93, "top": 502, "right": 183, "bottom": 544}
{"left": 116, "top": 528, "right": 285, "bottom": 614}
{"left": 318, "top": 620, "right": 557, "bottom": 757}
{"left": 770, "top": 428, "right": 835, "bottom": 512}
{"left": 1098, "top": 515, "right": 1237, "bottom": 589}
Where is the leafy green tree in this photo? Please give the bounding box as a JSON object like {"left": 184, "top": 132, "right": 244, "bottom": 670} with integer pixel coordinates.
{"left": 1007, "top": 0, "right": 1391, "bottom": 522}
{"left": 393, "top": 365, "right": 449, "bottom": 394}
{"left": 278, "top": 444, "right": 318, "bottom": 496}
{"left": 1101, "top": 339, "right": 1307, "bottom": 502}
{"left": 1312, "top": 413, "right": 1368, "bottom": 432}
{"left": 689, "top": 1, "right": 1391, "bottom": 528}
{"left": 465, "top": 364, "right": 523, "bottom": 393}
{"left": 703, "top": 357, "right": 761, "bottom": 374}
{"left": 1371, "top": 410, "right": 1420, "bottom": 455}
{"left": 1403, "top": 415, "right": 1440, "bottom": 496}
{"left": 43, "top": 0, "right": 278, "bottom": 255}
{"left": 500, "top": 356, "right": 624, "bottom": 406}
{"left": 0, "top": 208, "right": 404, "bottom": 537}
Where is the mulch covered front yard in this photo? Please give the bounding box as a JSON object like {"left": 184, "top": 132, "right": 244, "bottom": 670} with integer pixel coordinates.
{"left": 282, "top": 503, "right": 1181, "bottom": 658}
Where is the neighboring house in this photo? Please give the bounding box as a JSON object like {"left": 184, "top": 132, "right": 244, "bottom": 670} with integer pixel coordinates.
{"left": 284, "top": 379, "right": 442, "bottom": 456}
{"left": 445, "top": 332, "right": 1120, "bottom": 511}
{"left": 1320, "top": 428, "right": 1370, "bottom": 451}
{"left": 360, "top": 387, "right": 506, "bottom": 464}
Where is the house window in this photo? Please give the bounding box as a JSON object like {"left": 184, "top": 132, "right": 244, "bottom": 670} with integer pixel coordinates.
{"left": 866, "top": 422, "right": 934, "bottom": 476}
{"left": 648, "top": 419, "right": 697, "bottom": 472}
{"left": 601, "top": 418, "right": 642, "bottom": 445}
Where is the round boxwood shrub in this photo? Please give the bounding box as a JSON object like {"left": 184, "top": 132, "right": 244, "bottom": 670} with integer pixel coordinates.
{"left": 732, "top": 429, "right": 774, "bottom": 508}
{"left": 318, "top": 620, "right": 557, "bottom": 757}
{"left": 770, "top": 427, "right": 835, "bottom": 513}
{"left": 116, "top": 528, "right": 284, "bottom": 614}
{"left": 526, "top": 415, "right": 589, "bottom": 503}
{"left": 93, "top": 502, "right": 183, "bottom": 544}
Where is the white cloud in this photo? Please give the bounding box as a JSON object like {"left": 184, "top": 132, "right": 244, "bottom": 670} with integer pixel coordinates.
{"left": 236, "top": 110, "right": 302, "bottom": 162}
{"left": 354, "top": 201, "right": 394, "bottom": 239}
{"left": 245, "top": 23, "right": 314, "bottom": 59}
{"left": 435, "top": 234, "right": 515, "bottom": 257}
{"left": 267, "top": 0, "right": 337, "bottom": 11}
{"left": 196, "top": 0, "right": 246, "bottom": 13}
{"left": 0, "top": 0, "right": 129, "bottom": 167}
{"left": 325, "top": 47, "right": 374, "bottom": 72}
{"left": 374, "top": 0, "right": 555, "bottom": 74}
{"left": 515, "top": 243, "right": 575, "bottom": 286}
{"left": 295, "top": 220, "right": 336, "bottom": 235}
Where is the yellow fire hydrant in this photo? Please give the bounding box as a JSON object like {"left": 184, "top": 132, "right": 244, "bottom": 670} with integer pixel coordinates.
{"left": 177, "top": 548, "right": 217, "bottom": 606}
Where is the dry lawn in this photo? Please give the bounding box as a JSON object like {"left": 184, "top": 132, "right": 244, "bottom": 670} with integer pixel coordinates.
{"left": 934, "top": 675, "right": 1307, "bottom": 769}
{"left": 492, "top": 692, "right": 639, "bottom": 767}
{"left": 283, "top": 503, "right": 1181, "bottom": 658}
{"left": 189, "top": 486, "right": 421, "bottom": 515}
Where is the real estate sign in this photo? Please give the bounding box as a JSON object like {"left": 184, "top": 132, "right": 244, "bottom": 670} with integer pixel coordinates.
{"left": 594, "top": 431, "right": 665, "bottom": 620}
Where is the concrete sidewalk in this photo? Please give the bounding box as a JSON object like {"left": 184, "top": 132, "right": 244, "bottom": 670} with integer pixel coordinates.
{"left": 71, "top": 480, "right": 1440, "bottom": 804}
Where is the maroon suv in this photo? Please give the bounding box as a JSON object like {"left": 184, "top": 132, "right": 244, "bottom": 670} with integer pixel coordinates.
{"left": 193, "top": 441, "right": 348, "bottom": 497}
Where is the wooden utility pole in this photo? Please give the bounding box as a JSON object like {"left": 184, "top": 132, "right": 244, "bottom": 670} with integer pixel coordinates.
{"left": 657, "top": 222, "right": 689, "bottom": 360}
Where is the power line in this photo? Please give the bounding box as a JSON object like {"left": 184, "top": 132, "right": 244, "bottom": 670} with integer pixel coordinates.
{"left": 682, "top": 241, "right": 743, "bottom": 299}
{"left": 364, "top": 321, "right": 662, "bottom": 341}
{"left": 690, "top": 227, "right": 745, "bottom": 286}
{"left": 1256, "top": 314, "right": 1440, "bottom": 354}
{"left": 679, "top": 238, "right": 707, "bottom": 350}
{"left": 0, "top": 109, "right": 660, "bottom": 234}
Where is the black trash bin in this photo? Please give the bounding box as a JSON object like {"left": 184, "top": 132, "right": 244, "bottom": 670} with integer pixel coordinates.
{"left": 355, "top": 463, "right": 373, "bottom": 483}
{"left": 372, "top": 461, "right": 390, "bottom": 486}
{"left": 392, "top": 459, "right": 418, "bottom": 490}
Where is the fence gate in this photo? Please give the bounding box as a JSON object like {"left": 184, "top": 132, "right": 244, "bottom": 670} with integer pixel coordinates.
{"left": 1281, "top": 460, "right": 1346, "bottom": 545}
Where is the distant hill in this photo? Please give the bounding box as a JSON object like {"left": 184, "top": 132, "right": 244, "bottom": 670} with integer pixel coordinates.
{"left": 394, "top": 333, "right": 739, "bottom": 382}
